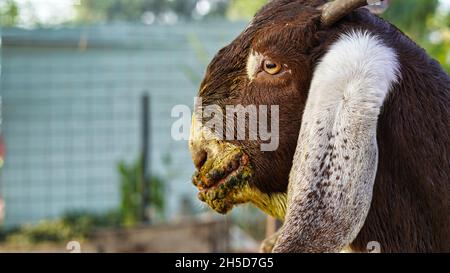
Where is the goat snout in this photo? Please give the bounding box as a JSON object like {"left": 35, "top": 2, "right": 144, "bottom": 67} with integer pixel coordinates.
{"left": 192, "top": 148, "right": 207, "bottom": 170}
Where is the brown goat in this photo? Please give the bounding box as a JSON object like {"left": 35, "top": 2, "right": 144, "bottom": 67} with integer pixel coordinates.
{"left": 189, "top": 0, "right": 449, "bottom": 252}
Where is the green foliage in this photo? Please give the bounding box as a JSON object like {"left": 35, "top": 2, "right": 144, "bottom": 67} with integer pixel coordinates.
{"left": 383, "top": 0, "right": 450, "bottom": 72}
{"left": 4, "top": 221, "right": 79, "bottom": 244}
{"left": 73, "top": 0, "right": 227, "bottom": 24}
{"left": 0, "top": 156, "right": 168, "bottom": 245}
{"left": 0, "top": 159, "right": 168, "bottom": 245}
{"left": 118, "top": 157, "right": 165, "bottom": 227}
{"left": 226, "top": 0, "right": 268, "bottom": 21}
{"left": 383, "top": 0, "right": 439, "bottom": 37}
{"left": 61, "top": 211, "right": 122, "bottom": 234}
{"left": 0, "top": 211, "right": 121, "bottom": 244}
{"left": 75, "top": 0, "right": 172, "bottom": 23}
{"left": 0, "top": 0, "right": 19, "bottom": 27}
{"left": 118, "top": 159, "right": 143, "bottom": 226}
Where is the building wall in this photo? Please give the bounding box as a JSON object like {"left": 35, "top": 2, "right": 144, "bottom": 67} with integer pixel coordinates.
{"left": 0, "top": 22, "right": 245, "bottom": 226}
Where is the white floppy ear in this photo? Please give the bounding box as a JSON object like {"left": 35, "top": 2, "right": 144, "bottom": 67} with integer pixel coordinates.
{"left": 273, "top": 30, "right": 400, "bottom": 252}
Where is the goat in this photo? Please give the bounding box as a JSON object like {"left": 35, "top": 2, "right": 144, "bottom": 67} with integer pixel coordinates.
{"left": 189, "top": 0, "right": 450, "bottom": 252}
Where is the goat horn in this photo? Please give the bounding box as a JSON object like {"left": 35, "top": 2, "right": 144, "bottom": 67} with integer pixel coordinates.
{"left": 321, "top": 0, "right": 370, "bottom": 27}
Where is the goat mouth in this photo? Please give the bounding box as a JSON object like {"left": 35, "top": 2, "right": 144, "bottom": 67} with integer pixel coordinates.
{"left": 192, "top": 152, "right": 253, "bottom": 214}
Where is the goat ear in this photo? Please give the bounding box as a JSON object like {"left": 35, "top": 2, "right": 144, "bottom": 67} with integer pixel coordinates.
{"left": 272, "top": 30, "right": 399, "bottom": 252}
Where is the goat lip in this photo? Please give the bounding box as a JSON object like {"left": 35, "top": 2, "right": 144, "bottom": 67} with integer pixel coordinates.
{"left": 205, "top": 160, "right": 242, "bottom": 189}
{"left": 192, "top": 154, "right": 249, "bottom": 188}
{"left": 192, "top": 153, "right": 252, "bottom": 205}
{"left": 201, "top": 165, "right": 242, "bottom": 191}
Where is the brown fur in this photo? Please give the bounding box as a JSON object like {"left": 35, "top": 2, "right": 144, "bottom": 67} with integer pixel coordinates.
{"left": 197, "top": 0, "right": 450, "bottom": 252}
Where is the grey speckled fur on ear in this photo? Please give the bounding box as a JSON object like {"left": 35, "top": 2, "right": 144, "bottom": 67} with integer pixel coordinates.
{"left": 273, "top": 30, "right": 400, "bottom": 253}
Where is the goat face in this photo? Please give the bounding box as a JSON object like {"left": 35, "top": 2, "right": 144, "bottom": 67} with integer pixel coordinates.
{"left": 189, "top": 1, "right": 326, "bottom": 218}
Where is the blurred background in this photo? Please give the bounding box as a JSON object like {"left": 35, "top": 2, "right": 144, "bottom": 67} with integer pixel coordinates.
{"left": 0, "top": 0, "right": 448, "bottom": 252}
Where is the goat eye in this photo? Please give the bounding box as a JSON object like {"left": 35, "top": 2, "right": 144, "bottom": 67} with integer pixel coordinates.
{"left": 262, "top": 60, "right": 282, "bottom": 75}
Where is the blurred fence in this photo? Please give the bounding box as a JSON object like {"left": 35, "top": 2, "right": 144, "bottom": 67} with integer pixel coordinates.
{"left": 0, "top": 22, "right": 245, "bottom": 227}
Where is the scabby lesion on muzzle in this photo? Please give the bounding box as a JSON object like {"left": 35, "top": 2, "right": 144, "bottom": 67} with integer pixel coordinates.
{"left": 189, "top": 110, "right": 289, "bottom": 219}
{"left": 189, "top": 114, "right": 256, "bottom": 214}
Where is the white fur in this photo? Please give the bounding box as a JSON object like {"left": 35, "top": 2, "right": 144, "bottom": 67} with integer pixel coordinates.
{"left": 246, "top": 50, "right": 263, "bottom": 81}
{"left": 305, "top": 30, "right": 400, "bottom": 117}
{"left": 275, "top": 30, "right": 400, "bottom": 252}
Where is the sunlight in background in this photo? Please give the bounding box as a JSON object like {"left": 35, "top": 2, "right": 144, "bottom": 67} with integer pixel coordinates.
{"left": 442, "top": 0, "right": 450, "bottom": 10}
{"left": 6, "top": 0, "right": 450, "bottom": 27}
{"left": 6, "top": 0, "right": 78, "bottom": 27}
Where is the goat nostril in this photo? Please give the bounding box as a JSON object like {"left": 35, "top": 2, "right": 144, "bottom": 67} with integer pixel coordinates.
{"left": 194, "top": 150, "right": 207, "bottom": 170}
